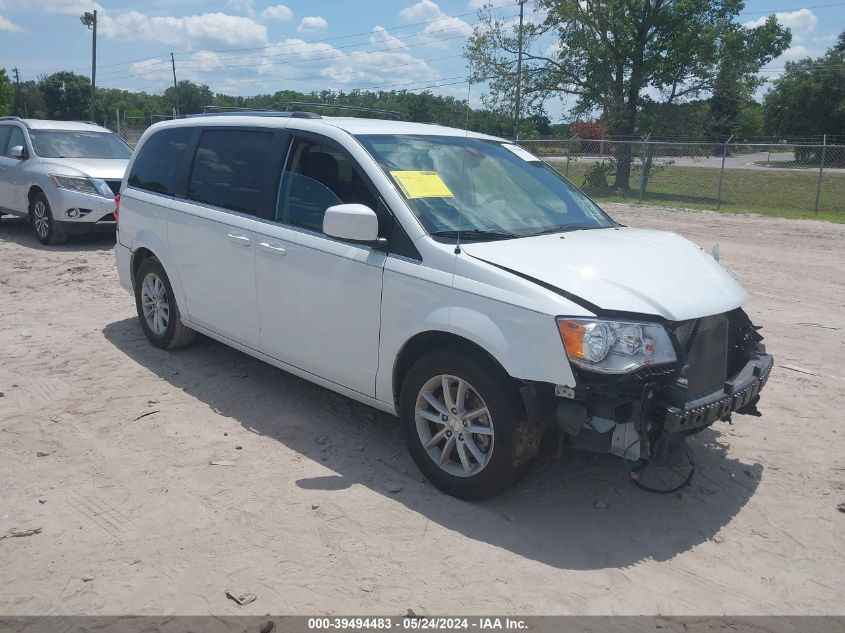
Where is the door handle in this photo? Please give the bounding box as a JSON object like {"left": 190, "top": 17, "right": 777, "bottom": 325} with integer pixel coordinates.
{"left": 259, "top": 242, "right": 287, "bottom": 255}
{"left": 227, "top": 233, "right": 251, "bottom": 245}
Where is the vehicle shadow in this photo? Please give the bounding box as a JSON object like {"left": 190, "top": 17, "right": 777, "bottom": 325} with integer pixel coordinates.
{"left": 103, "top": 317, "right": 761, "bottom": 571}
{"left": 0, "top": 215, "right": 115, "bottom": 252}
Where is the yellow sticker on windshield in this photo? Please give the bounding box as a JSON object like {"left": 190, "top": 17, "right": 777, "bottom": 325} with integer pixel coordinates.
{"left": 389, "top": 170, "right": 454, "bottom": 199}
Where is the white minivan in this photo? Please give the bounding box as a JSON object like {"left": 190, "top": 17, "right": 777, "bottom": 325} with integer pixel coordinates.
{"left": 114, "top": 112, "right": 773, "bottom": 499}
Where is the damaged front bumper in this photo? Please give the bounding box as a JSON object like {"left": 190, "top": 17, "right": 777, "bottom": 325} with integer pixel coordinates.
{"left": 522, "top": 309, "right": 773, "bottom": 464}
{"left": 657, "top": 353, "right": 773, "bottom": 433}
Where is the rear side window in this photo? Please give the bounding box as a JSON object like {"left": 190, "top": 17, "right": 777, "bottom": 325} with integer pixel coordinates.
{"left": 187, "top": 129, "right": 274, "bottom": 216}
{"left": 128, "top": 127, "right": 192, "bottom": 195}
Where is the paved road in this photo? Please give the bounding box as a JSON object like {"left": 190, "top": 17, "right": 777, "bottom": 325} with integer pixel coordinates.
{"left": 544, "top": 151, "right": 845, "bottom": 173}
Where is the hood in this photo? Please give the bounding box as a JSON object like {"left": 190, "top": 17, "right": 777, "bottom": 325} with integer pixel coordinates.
{"left": 461, "top": 227, "right": 748, "bottom": 322}
{"left": 39, "top": 158, "right": 128, "bottom": 181}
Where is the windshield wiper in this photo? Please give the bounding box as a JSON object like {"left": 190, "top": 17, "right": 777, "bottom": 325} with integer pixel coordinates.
{"left": 429, "top": 229, "right": 520, "bottom": 241}
{"left": 529, "top": 224, "right": 608, "bottom": 237}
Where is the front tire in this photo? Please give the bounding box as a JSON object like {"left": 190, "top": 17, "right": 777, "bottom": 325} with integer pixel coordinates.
{"left": 134, "top": 257, "right": 196, "bottom": 350}
{"left": 30, "top": 192, "right": 67, "bottom": 246}
{"left": 399, "top": 351, "right": 537, "bottom": 500}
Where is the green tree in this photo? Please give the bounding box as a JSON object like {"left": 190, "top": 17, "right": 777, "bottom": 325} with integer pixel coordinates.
{"left": 164, "top": 80, "right": 214, "bottom": 115}
{"left": 0, "top": 69, "right": 15, "bottom": 116}
{"left": 466, "top": 0, "right": 790, "bottom": 189}
{"left": 42, "top": 71, "right": 91, "bottom": 120}
{"left": 764, "top": 32, "right": 845, "bottom": 137}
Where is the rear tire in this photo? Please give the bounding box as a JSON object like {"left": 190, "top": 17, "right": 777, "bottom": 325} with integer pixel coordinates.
{"left": 134, "top": 257, "right": 196, "bottom": 350}
{"left": 30, "top": 192, "right": 67, "bottom": 246}
{"left": 399, "top": 351, "right": 537, "bottom": 500}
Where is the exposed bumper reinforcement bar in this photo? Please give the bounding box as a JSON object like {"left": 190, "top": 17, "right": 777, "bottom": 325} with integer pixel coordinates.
{"left": 657, "top": 353, "right": 774, "bottom": 433}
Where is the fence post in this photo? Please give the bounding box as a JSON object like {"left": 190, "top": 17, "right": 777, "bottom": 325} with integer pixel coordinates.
{"left": 599, "top": 134, "right": 604, "bottom": 159}
{"left": 716, "top": 135, "right": 733, "bottom": 211}
{"left": 639, "top": 134, "right": 651, "bottom": 202}
{"left": 814, "top": 134, "right": 827, "bottom": 214}
{"left": 565, "top": 134, "right": 577, "bottom": 179}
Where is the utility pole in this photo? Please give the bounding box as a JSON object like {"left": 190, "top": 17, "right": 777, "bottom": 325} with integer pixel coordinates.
{"left": 12, "top": 67, "right": 21, "bottom": 116}
{"left": 514, "top": 0, "right": 527, "bottom": 139}
{"left": 80, "top": 10, "right": 97, "bottom": 121}
{"left": 171, "top": 53, "right": 180, "bottom": 116}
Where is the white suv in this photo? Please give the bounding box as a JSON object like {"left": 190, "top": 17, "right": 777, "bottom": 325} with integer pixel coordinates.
{"left": 114, "top": 112, "right": 773, "bottom": 499}
{"left": 0, "top": 117, "right": 131, "bottom": 244}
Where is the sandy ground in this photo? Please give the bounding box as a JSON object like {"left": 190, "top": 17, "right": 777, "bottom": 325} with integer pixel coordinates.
{"left": 0, "top": 205, "right": 843, "bottom": 616}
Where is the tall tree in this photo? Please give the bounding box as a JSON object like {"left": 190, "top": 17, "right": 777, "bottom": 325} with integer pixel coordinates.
{"left": 466, "top": 0, "right": 790, "bottom": 188}
{"left": 764, "top": 31, "right": 845, "bottom": 137}
{"left": 41, "top": 71, "right": 92, "bottom": 120}
{"left": 164, "top": 81, "right": 213, "bottom": 115}
{"left": 0, "top": 69, "right": 15, "bottom": 116}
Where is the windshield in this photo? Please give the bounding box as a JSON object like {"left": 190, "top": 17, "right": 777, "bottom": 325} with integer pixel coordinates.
{"left": 29, "top": 130, "right": 132, "bottom": 159}
{"left": 356, "top": 134, "right": 615, "bottom": 239}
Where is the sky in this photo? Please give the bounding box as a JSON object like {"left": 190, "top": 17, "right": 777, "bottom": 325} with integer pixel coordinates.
{"left": 1, "top": 0, "right": 843, "bottom": 121}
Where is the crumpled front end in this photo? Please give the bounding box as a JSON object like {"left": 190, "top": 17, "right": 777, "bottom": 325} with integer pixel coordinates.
{"left": 522, "top": 308, "right": 773, "bottom": 469}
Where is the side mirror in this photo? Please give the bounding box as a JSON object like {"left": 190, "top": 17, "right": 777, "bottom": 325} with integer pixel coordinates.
{"left": 323, "top": 204, "right": 379, "bottom": 243}
{"left": 9, "top": 145, "right": 25, "bottom": 160}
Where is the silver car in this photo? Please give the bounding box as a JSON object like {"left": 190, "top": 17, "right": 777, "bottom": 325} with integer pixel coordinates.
{"left": 0, "top": 117, "right": 131, "bottom": 245}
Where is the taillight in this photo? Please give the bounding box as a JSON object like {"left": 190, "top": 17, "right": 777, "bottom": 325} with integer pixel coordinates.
{"left": 114, "top": 193, "right": 120, "bottom": 231}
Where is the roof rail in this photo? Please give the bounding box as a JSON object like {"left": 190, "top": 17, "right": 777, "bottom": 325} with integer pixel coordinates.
{"left": 284, "top": 102, "right": 402, "bottom": 120}
{"left": 0, "top": 116, "right": 29, "bottom": 128}
{"left": 184, "top": 106, "right": 321, "bottom": 119}
{"left": 185, "top": 111, "right": 321, "bottom": 120}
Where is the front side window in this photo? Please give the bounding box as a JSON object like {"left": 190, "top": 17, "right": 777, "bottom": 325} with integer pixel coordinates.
{"left": 357, "top": 134, "right": 616, "bottom": 240}
{"left": 128, "top": 127, "right": 193, "bottom": 196}
{"left": 276, "top": 138, "right": 379, "bottom": 233}
{"left": 188, "top": 129, "right": 274, "bottom": 216}
{"left": 0, "top": 127, "right": 11, "bottom": 155}
{"left": 6, "top": 127, "right": 26, "bottom": 157}
{"left": 29, "top": 130, "right": 131, "bottom": 159}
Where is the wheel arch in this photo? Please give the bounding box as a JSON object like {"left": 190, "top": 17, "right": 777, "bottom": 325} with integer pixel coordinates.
{"left": 126, "top": 234, "right": 188, "bottom": 318}
{"left": 392, "top": 330, "right": 516, "bottom": 407}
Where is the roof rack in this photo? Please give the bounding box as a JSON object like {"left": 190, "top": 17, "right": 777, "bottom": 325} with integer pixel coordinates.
{"left": 183, "top": 106, "right": 321, "bottom": 119}
{"left": 284, "top": 102, "right": 402, "bottom": 120}
{"left": 0, "top": 116, "right": 29, "bottom": 128}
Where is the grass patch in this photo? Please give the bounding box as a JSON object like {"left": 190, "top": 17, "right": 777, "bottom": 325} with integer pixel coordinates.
{"left": 554, "top": 162, "right": 845, "bottom": 223}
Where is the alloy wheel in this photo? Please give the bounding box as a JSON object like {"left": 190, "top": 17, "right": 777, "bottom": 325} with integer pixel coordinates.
{"left": 33, "top": 200, "right": 49, "bottom": 239}
{"left": 140, "top": 272, "right": 170, "bottom": 335}
{"left": 414, "top": 374, "right": 494, "bottom": 477}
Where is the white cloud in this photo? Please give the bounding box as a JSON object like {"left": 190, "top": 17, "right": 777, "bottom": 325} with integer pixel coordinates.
{"left": 745, "top": 9, "right": 818, "bottom": 37}
{"left": 99, "top": 11, "right": 268, "bottom": 49}
{"left": 226, "top": 0, "right": 254, "bottom": 15}
{"left": 419, "top": 16, "right": 472, "bottom": 46}
{"left": 261, "top": 4, "right": 293, "bottom": 22}
{"left": 0, "top": 14, "right": 23, "bottom": 31}
{"left": 369, "top": 26, "right": 407, "bottom": 50}
{"left": 399, "top": 0, "right": 445, "bottom": 21}
{"left": 398, "top": 0, "right": 472, "bottom": 47}
{"left": 467, "top": 0, "right": 512, "bottom": 8}
{"left": 297, "top": 15, "right": 327, "bottom": 33}
{"left": 780, "top": 45, "right": 811, "bottom": 61}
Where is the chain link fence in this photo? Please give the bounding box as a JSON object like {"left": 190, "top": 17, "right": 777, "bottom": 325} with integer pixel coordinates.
{"left": 110, "top": 114, "right": 174, "bottom": 147}
{"left": 518, "top": 137, "right": 845, "bottom": 218}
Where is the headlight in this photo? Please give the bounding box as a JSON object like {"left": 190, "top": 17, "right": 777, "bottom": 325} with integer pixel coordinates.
{"left": 557, "top": 318, "right": 676, "bottom": 373}
{"left": 49, "top": 175, "right": 106, "bottom": 197}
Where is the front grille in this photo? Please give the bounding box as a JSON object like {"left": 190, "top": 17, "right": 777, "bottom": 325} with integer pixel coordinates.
{"left": 96, "top": 213, "right": 115, "bottom": 223}
{"left": 105, "top": 180, "right": 121, "bottom": 196}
